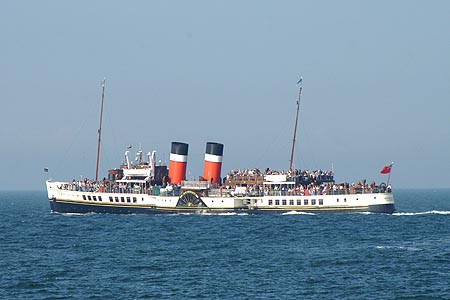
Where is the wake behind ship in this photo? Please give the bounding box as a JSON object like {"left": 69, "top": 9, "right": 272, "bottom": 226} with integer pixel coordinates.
{"left": 45, "top": 79, "right": 395, "bottom": 215}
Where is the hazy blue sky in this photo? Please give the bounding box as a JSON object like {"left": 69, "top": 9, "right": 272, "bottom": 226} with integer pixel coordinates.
{"left": 1, "top": 0, "right": 449, "bottom": 190}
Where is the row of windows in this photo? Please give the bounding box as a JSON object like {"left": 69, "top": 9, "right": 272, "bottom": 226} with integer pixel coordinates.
{"left": 82, "top": 195, "right": 103, "bottom": 202}
{"left": 81, "top": 195, "right": 138, "bottom": 203}
{"left": 268, "top": 199, "right": 324, "bottom": 206}
{"left": 80, "top": 195, "right": 359, "bottom": 205}
{"left": 109, "top": 196, "right": 138, "bottom": 203}
{"left": 266, "top": 197, "right": 359, "bottom": 205}
{"left": 267, "top": 197, "right": 356, "bottom": 206}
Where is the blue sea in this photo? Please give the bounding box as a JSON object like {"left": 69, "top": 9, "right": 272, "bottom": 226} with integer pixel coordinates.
{"left": 1, "top": 190, "right": 450, "bottom": 299}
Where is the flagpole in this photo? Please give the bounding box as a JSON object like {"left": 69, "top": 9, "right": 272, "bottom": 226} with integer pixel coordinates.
{"left": 387, "top": 162, "right": 394, "bottom": 186}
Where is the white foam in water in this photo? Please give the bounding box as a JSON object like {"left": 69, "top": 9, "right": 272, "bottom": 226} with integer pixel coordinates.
{"left": 217, "top": 212, "right": 249, "bottom": 216}
{"left": 375, "top": 245, "right": 423, "bottom": 251}
{"left": 281, "top": 211, "right": 316, "bottom": 216}
{"left": 393, "top": 210, "right": 450, "bottom": 216}
{"left": 177, "top": 212, "right": 249, "bottom": 216}
{"left": 60, "top": 212, "right": 97, "bottom": 217}
{"left": 429, "top": 210, "right": 450, "bottom": 215}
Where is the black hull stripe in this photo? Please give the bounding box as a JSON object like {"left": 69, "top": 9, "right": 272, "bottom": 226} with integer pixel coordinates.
{"left": 49, "top": 200, "right": 394, "bottom": 214}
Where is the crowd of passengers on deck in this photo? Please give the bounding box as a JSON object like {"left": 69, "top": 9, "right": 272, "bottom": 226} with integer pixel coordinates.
{"left": 226, "top": 168, "right": 333, "bottom": 179}
{"left": 226, "top": 168, "right": 389, "bottom": 196}
{"left": 240, "top": 181, "right": 390, "bottom": 197}
{"left": 57, "top": 178, "right": 146, "bottom": 194}
{"left": 57, "top": 168, "right": 390, "bottom": 196}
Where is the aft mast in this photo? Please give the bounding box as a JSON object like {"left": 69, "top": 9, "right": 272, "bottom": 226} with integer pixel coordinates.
{"left": 289, "top": 77, "right": 303, "bottom": 172}
{"left": 95, "top": 79, "right": 106, "bottom": 182}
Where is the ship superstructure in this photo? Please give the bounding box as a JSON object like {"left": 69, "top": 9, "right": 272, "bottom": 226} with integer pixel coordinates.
{"left": 45, "top": 79, "right": 395, "bottom": 214}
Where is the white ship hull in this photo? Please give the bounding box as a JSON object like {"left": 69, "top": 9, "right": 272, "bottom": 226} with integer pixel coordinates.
{"left": 46, "top": 180, "right": 395, "bottom": 214}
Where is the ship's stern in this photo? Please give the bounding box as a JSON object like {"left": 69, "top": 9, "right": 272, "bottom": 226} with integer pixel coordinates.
{"left": 368, "top": 192, "right": 395, "bottom": 213}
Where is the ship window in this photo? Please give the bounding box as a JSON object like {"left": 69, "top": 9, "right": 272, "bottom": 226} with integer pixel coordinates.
{"left": 268, "top": 199, "right": 273, "bottom": 205}
{"left": 115, "top": 197, "right": 119, "bottom": 202}
{"left": 109, "top": 196, "right": 113, "bottom": 202}
{"left": 304, "top": 199, "right": 308, "bottom": 205}
{"left": 337, "top": 198, "right": 339, "bottom": 202}
{"left": 289, "top": 200, "right": 294, "bottom": 205}
{"left": 93, "top": 196, "right": 97, "bottom": 201}
{"left": 275, "top": 199, "right": 280, "bottom": 205}
{"left": 133, "top": 197, "right": 137, "bottom": 203}
{"left": 88, "top": 196, "right": 92, "bottom": 201}
{"left": 121, "top": 197, "right": 125, "bottom": 202}
{"left": 319, "top": 199, "right": 323, "bottom": 205}
{"left": 98, "top": 196, "right": 102, "bottom": 202}
{"left": 311, "top": 199, "right": 316, "bottom": 205}
{"left": 82, "top": 195, "right": 86, "bottom": 200}
{"left": 344, "top": 198, "right": 347, "bottom": 202}
{"left": 297, "top": 199, "right": 301, "bottom": 205}
{"left": 282, "top": 200, "right": 287, "bottom": 205}
{"left": 126, "top": 197, "right": 131, "bottom": 203}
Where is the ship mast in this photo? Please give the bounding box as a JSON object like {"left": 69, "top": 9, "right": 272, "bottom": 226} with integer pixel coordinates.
{"left": 289, "top": 77, "right": 303, "bottom": 172}
{"left": 95, "top": 79, "right": 106, "bottom": 182}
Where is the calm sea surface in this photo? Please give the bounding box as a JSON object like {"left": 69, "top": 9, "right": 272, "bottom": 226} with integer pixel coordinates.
{"left": 1, "top": 189, "right": 450, "bottom": 299}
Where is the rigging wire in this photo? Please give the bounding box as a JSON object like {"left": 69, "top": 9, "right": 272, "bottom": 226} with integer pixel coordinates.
{"left": 50, "top": 82, "right": 105, "bottom": 181}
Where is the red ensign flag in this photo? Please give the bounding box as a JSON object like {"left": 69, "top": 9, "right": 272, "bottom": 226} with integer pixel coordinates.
{"left": 380, "top": 164, "right": 392, "bottom": 174}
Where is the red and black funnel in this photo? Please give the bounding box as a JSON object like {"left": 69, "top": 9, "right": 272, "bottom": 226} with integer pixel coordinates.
{"left": 168, "top": 142, "right": 189, "bottom": 185}
{"left": 203, "top": 142, "right": 224, "bottom": 185}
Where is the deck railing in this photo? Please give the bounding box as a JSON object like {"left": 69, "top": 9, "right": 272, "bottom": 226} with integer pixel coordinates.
{"left": 56, "top": 182, "right": 391, "bottom": 197}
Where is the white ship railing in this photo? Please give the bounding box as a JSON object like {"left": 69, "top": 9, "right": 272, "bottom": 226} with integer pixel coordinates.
{"left": 181, "top": 180, "right": 210, "bottom": 190}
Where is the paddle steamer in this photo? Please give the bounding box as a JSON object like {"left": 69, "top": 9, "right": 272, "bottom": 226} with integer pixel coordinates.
{"left": 45, "top": 79, "right": 395, "bottom": 214}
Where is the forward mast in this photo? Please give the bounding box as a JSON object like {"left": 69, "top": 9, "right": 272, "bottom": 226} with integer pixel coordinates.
{"left": 95, "top": 79, "right": 106, "bottom": 182}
